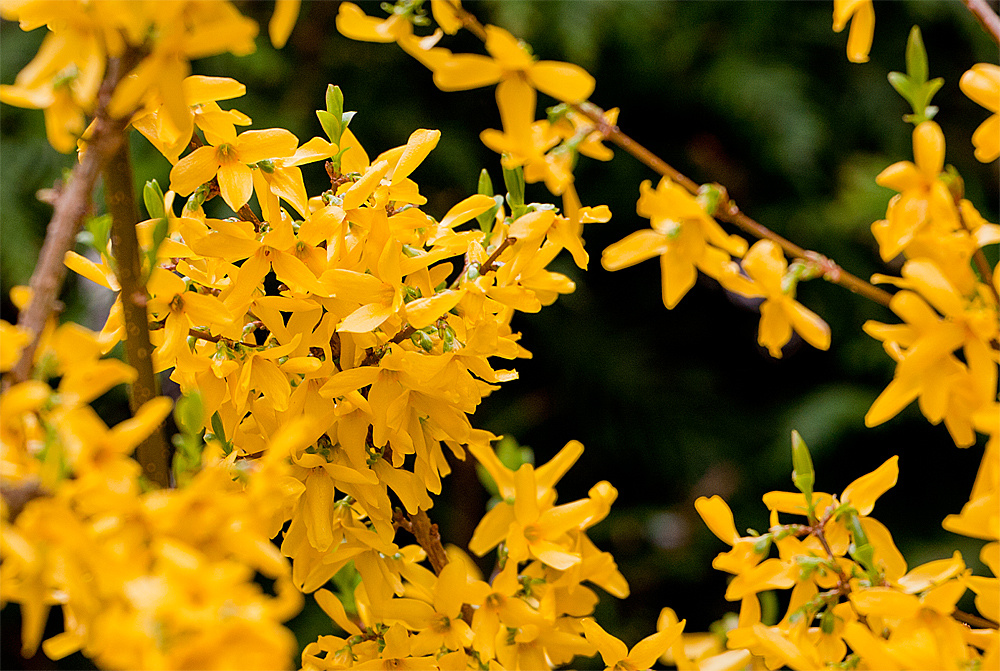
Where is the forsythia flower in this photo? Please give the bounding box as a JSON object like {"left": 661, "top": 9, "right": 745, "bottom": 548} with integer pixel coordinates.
{"left": 872, "top": 120, "right": 953, "bottom": 260}
{"left": 740, "top": 240, "right": 832, "bottom": 358}
{"left": 169, "top": 126, "right": 299, "bottom": 212}
{"left": 960, "top": 63, "right": 1000, "bottom": 163}
{"left": 602, "top": 177, "right": 747, "bottom": 309}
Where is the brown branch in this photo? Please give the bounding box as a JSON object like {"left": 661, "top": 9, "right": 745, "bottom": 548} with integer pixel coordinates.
{"left": 953, "top": 608, "right": 999, "bottom": 629}
{"left": 393, "top": 507, "right": 474, "bottom": 624}
{"left": 570, "top": 102, "right": 893, "bottom": 308}
{"left": 106, "top": 133, "right": 170, "bottom": 488}
{"left": 7, "top": 54, "right": 135, "bottom": 387}
{"left": 480, "top": 236, "right": 517, "bottom": 273}
{"left": 452, "top": 4, "right": 488, "bottom": 41}
{"left": 961, "top": 0, "right": 1000, "bottom": 45}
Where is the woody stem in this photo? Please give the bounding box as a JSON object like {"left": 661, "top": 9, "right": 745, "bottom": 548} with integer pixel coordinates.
{"left": 105, "top": 133, "right": 171, "bottom": 488}
{"left": 571, "top": 102, "right": 893, "bottom": 308}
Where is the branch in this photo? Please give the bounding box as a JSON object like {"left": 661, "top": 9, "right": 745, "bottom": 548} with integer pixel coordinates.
{"left": 961, "top": 0, "right": 1000, "bottom": 45}
{"left": 105, "top": 133, "right": 171, "bottom": 488}
{"left": 7, "top": 54, "right": 136, "bottom": 386}
{"left": 393, "top": 507, "right": 475, "bottom": 624}
{"left": 571, "top": 102, "right": 893, "bottom": 308}
{"left": 953, "top": 608, "right": 999, "bottom": 630}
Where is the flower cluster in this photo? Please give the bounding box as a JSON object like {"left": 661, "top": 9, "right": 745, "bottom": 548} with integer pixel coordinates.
{"left": 688, "top": 435, "right": 998, "bottom": 670}
{"left": 2, "top": 0, "right": 998, "bottom": 669}
{"left": 0, "top": 315, "right": 301, "bottom": 668}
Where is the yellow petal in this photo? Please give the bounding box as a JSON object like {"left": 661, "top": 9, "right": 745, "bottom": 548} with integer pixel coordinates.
{"left": 529, "top": 61, "right": 595, "bottom": 103}
{"left": 433, "top": 54, "right": 502, "bottom": 91}
{"left": 404, "top": 289, "right": 465, "bottom": 329}
{"left": 695, "top": 495, "right": 739, "bottom": 545}
{"left": 236, "top": 128, "right": 299, "bottom": 164}
{"left": 439, "top": 194, "right": 496, "bottom": 229}
{"left": 581, "top": 618, "right": 629, "bottom": 666}
{"left": 960, "top": 63, "right": 1000, "bottom": 113}
{"left": 849, "top": 587, "right": 920, "bottom": 618}
{"left": 169, "top": 145, "right": 220, "bottom": 196}
{"left": 601, "top": 229, "right": 668, "bottom": 271}
{"left": 269, "top": 0, "right": 300, "bottom": 48}
{"left": 391, "top": 128, "right": 440, "bottom": 185}
{"left": 217, "top": 162, "right": 254, "bottom": 211}
{"left": 913, "top": 121, "right": 945, "bottom": 179}
{"left": 841, "top": 455, "right": 898, "bottom": 516}
{"left": 336, "top": 2, "right": 398, "bottom": 43}
{"left": 182, "top": 75, "right": 246, "bottom": 105}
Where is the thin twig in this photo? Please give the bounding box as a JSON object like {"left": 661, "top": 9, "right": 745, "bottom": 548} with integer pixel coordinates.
{"left": 961, "top": 0, "right": 1000, "bottom": 45}
{"left": 480, "top": 236, "right": 517, "bottom": 273}
{"left": 953, "top": 608, "right": 999, "bottom": 630}
{"left": 106, "top": 133, "right": 171, "bottom": 488}
{"left": 7, "top": 54, "right": 135, "bottom": 387}
{"left": 571, "top": 102, "right": 893, "bottom": 308}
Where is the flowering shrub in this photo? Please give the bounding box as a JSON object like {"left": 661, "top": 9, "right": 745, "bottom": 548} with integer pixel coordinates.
{"left": 0, "top": 1, "right": 997, "bottom": 669}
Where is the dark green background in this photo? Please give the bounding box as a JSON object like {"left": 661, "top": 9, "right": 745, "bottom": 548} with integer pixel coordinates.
{"left": 2, "top": 1, "right": 997, "bottom": 668}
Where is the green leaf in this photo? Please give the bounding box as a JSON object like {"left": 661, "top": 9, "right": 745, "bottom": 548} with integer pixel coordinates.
{"left": 478, "top": 168, "right": 494, "bottom": 198}
{"left": 887, "top": 72, "right": 915, "bottom": 101}
{"left": 174, "top": 391, "right": 204, "bottom": 436}
{"left": 326, "top": 84, "right": 344, "bottom": 120}
{"left": 502, "top": 162, "right": 525, "bottom": 210}
{"left": 317, "top": 109, "right": 342, "bottom": 146}
{"left": 143, "top": 180, "right": 166, "bottom": 219}
{"left": 905, "top": 26, "right": 928, "bottom": 85}
{"left": 341, "top": 110, "right": 356, "bottom": 130}
{"left": 791, "top": 430, "right": 815, "bottom": 512}
{"left": 211, "top": 411, "right": 228, "bottom": 445}
{"left": 85, "top": 213, "right": 113, "bottom": 255}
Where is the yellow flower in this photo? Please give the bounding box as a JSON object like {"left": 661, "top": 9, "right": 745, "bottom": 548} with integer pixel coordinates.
{"left": 433, "top": 25, "right": 595, "bottom": 104}
{"left": 864, "top": 260, "right": 998, "bottom": 445}
{"left": 832, "top": 0, "right": 875, "bottom": 64}
{"left": 740, "top": 240, "right": 831, "bottom": 358}
{"left": 602, "top": 178, "right": 746, "bottom": 309}
{"left": 960, "top": 63, "right": 1000, "bottom": 163}
{"left": 169, "top": 126, "right": 298, "bottom": 212}
{"left": 146, "top": 268, "right": 234, "bottom": 365}
{"left": 581, "top": 617, "right": 685, "bottom": 671}
{"left": 873, "top": 120, "right": 955, "bottom": 260}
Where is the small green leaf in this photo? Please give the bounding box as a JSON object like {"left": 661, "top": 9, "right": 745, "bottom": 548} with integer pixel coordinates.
{"left": 326, "top": 84, "right": 344, "bottom": 119}
{"left": 211, "top": 411, "right": 228, "bottom": 445}
{"left": 85, "top": 214, "right": 113, "bottom": 255}
{"left": 143, "top": 180, "right": 166, "bottom": 219}
{"left": 887, "top": 72, "right": 915, "bottom": 101}
{"left": 905, "top": 26, "right": 928, "bottom": 85}
{"left": 502, "top": 162, "right": 525, "bottom": 210}
{"left": 173, "top": 392, "right": 204, "bottom": 438}
{"left": 791, "top": 431, "right": 815, "bottom": 513}
{"left": 341, "top": 110, "right": 356, "bottom": 130}
{"left": 317, "top": 109, "right": 342, "bottom": 146}
{"left": 478, "top": 168, "right": 494, "bottom": 198}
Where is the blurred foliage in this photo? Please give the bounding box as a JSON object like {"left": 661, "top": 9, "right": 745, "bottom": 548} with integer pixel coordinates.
{"left": 1, "top": 0, "right": 997, "bottom": 665}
